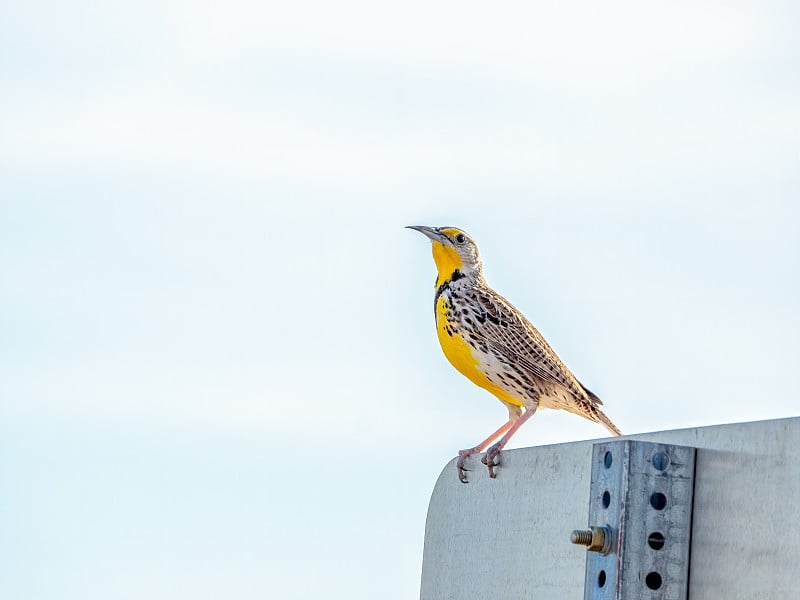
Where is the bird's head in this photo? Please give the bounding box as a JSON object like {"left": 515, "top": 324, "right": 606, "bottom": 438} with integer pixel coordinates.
{"left": 407, "top": 225, "right": 484, "bottom": 285}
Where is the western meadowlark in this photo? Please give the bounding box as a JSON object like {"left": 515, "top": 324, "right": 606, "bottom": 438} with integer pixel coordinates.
{"left": 408, "top": 225, "right": 622, "bottom": 482}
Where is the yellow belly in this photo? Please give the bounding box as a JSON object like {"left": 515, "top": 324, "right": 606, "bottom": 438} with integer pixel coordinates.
{"left": 435, "top": 296, "right": 524, "bottom": 408}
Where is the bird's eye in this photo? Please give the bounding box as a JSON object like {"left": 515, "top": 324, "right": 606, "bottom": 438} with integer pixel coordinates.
{"left": 455, "top": 234, "right": 466, "bottom": 244}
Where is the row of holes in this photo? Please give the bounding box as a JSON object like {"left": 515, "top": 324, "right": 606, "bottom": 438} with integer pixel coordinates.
{"left": 603, "top": 449, "right": 670, "bottom": 471}
{"left": 600, "top": 570, "right": 663, "bottom": 591}
{"left": 596, "top": 449, "right": 671, "bottom": 592}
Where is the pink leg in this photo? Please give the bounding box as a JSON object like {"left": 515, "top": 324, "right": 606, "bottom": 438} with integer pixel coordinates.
{"left": 481, "top": 405, "right": 539, "bottom": 478}
{"left": 456, "top": 419, "right": 515, "bottom": 483}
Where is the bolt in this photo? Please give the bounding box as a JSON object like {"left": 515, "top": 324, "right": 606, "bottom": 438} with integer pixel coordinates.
{"left": 571, "top": 529, "right": 593, "bottom": 546}
{"left": 570, "top": 525, "right": 613, "bottom": 554}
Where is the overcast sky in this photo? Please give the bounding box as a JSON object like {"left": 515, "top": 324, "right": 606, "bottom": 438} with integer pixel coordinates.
{"left": 1, "top": 2, "right": 798, "bottom": 599}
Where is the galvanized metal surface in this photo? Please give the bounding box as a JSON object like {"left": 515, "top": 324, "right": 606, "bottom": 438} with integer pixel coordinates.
{"left": 420, "top": 417, "right": 800, "bottom": 600}
{"left": 582, "top": 441, "right": 695, "bottom": 600}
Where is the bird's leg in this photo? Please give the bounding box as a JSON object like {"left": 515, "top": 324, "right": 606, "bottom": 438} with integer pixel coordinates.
{"left": 456, "top": 419, "right": 515, "bottom": 483}
{"left": 481, "top": 405, "right": 538, "bottom": 478}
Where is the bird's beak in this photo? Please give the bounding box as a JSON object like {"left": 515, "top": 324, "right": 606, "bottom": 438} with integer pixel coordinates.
{"left": 406, "top": 225, "right": 446, "bottom": 243}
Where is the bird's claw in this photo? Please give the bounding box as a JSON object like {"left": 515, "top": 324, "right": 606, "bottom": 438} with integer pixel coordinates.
{"left": 457, "top": 450, "right": 475, "bottom": 483}
{"left": 482, "top": 444, "right": 502, "bottom": 478}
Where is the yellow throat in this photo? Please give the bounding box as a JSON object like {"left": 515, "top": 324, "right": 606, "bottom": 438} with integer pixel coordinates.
{"left": 431, "top": 238, "right": 463, "bottom": 286}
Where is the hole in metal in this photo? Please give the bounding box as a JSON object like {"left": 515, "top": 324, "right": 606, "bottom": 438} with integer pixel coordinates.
{"left": 602, "top": 490, "right": 611, "bottom": 509}
{"left": 597, "top": 570, "right": 606, "bottom": 588}
{"left": 652, "top": 451, "right": 670, "bottom": 471}
{"left": 650, "top": 492, "right": 667, "bottom": 510}
{"left": 648, "top": 531, "right": 665, "bottom": 550}
{"left": 645, "top": 571, "right": 663, "bottom": 590}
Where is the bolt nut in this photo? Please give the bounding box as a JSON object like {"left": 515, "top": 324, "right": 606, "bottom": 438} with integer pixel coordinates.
{"left": 570, "top": 525, "right": 613, "bottom": 555}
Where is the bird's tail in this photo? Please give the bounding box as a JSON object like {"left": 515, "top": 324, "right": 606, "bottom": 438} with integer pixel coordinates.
{"left": 595, "top": 407, "right": 622, "bottom": 437}
{"left": 579, "top": 382, "right": 622, "bottom": 436}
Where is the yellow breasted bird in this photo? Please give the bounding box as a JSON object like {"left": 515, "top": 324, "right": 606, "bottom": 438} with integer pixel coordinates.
{"left": 408, "top": 225, "right": 622, "bottom": 482}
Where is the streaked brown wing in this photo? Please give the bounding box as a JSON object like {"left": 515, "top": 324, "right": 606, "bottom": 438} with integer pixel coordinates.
{"left": 472, "top": 288, "right": 598, "bottom": 405}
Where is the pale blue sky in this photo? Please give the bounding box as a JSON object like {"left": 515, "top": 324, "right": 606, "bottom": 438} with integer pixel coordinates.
{"left": 1, "top": 2, "right": 798, "bottom": 599}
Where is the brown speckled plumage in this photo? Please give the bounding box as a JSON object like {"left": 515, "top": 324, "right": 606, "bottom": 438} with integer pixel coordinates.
{"left": 409, "top": 225, "right": 622, "bottom": 482}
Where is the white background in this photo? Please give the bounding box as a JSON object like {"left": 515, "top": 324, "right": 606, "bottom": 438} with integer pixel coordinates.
{"left": 1, "top": 2, "right": 798, "bottom": 598}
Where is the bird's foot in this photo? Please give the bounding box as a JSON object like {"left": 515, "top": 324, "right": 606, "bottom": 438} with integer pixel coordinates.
{"left": 456, "top": 448, "right": 477, "bottom": 483}
{"left": 481, "top": 443, "right": 503, "bottom": 478}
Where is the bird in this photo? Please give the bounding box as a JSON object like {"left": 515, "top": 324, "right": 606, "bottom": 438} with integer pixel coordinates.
{"left": 407, "top": 225, "right": 622, "bottom": 482}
